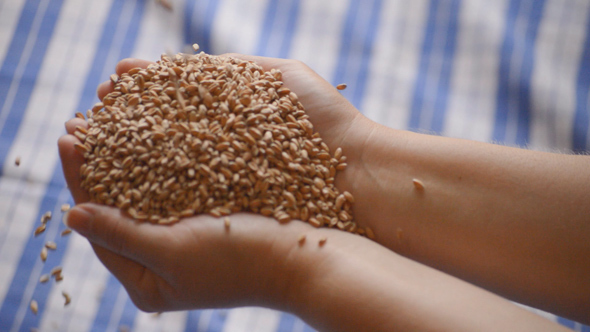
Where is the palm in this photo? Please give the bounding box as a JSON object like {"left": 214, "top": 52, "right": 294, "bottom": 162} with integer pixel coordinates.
{"left": 240, "top": 56, "right": 363, "bottom": 153}
{"left": 58, "top": 55, "right": 363, "bottom": 311}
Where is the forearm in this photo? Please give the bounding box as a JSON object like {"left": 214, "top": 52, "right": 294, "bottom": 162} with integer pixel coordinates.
{"left": 286, "top": 229, "right": 571, "bottom": 332}
{"left": 339, "top": 119, "right": 590, "bottom": 323}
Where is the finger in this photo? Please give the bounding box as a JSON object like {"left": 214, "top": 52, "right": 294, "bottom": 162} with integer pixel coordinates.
{"left": 64, "top": 203, "right": 169, "bottom": 269}
{"left": 58, "top": 135, "right": 91, "bottom": 204}
{"left": 65, "top": 118, "right": 88, "bottom": 135}
{"left": 89, "top": 242, "right": 163, "bottom": 311}
{"left": 97, "top": 80, "right": 113, "bottom": 101}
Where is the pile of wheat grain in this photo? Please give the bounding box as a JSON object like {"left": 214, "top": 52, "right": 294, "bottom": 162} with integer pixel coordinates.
{"left": 73, "top": 49, "right": 367, "bottom": 236}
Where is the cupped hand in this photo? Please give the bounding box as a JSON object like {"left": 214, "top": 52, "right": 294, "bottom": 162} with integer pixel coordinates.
{"left": 57, "top": 55, "right": 372, "bottom": 312}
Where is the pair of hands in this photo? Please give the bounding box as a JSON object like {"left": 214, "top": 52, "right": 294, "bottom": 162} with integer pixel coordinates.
{"left": 58, "top": 55, "right": 376, "bottom": 313}
{"left": 59, "top": 55, "right": 580, "bottom": 331}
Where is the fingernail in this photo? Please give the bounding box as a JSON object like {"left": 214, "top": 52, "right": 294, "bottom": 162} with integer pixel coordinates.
{"left": 63, "top": 206, "right": 93, "bottom": 236}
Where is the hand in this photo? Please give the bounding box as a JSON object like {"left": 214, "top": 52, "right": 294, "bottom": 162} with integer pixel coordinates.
{"left": 57, "top": 55, "right": 372, "bottom": 312}
{"left": 57, "top": 56, "right": 572, "bottom": 331}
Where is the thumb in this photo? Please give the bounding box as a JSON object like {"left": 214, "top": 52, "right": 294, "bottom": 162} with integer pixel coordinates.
{"left": 64, "top": 203, "right": 167, "bottom": 268}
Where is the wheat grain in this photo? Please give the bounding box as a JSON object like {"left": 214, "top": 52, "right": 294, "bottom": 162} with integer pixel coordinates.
{"left": 412, "top": 178, "right": 424, "bottom": 190}
{"left": 30, "top": 300, "right": 38, "bottom": 315}
{"left": 34, "top": 224, "right": 46, "bottom": 237}
{"left": 297, "top": 234, "right": 306, "bottom": 246}
{"left": 62, "top": 291, "right": 71, "bottom": 306}
{"left": 45, "top": 241, "right": 57, "bottom": 250}
{"left": 76, "top": 52, "right": 366, "bottom": 236}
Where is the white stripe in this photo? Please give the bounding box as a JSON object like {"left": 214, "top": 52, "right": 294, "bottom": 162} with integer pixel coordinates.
{"left": 530, "top": 0, "right": 590, "bottom": 150}
{"left": 38, "top": 235, "right": 110, "bottom": 332}
{"left": 514, "top": 303, "right": 558, "bottom": 323}
{"left": 211, "top": 0, "right": 269, "bottom": 55}
{"left": 3, "top": 0, "right": 113, "bottom": 182}
{"left": 9, "top": 188, "right": 69, "bottom": 332}
{"left": 131, "top": 0, "right": 184, "bottom": 60}
{"left": 0, "top": 181, "right": 47, "bottom": 306}
{"left": 0, "top": 0, "right": 27, "bottom": 65}
{"left": 0, "top": 0, "right": 51, "bottom": 135}
{"left": 289, "top": 0, "right": 350, "bottom": 81}
{"left": 0, "top": 0, "right": 112, "bottom": 312}
{"left": 105, "top": 286, "right": 130, "bottom": 332}
{"left": 132, "top": 311, "right": 188, "bottom": 332}
{"left": 444, "top": 1, "right": 509, "bottom": 141}
{"left": 363, "top": 0, "right": 429, "bottom": 129}
{"left": 197, "top": 309, "right": 214, "bottom": 331}
{"left": 222, "top": 307, "right": 281, "bottom": 332}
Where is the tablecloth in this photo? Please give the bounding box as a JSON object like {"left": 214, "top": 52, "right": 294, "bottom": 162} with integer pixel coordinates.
{"left": 0, "top": 0, "right": 589, "bottom": 331}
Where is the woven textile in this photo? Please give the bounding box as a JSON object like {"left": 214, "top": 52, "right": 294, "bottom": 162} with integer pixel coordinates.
{"left": 0, "top": 0, "right": 589, "bottom": 331}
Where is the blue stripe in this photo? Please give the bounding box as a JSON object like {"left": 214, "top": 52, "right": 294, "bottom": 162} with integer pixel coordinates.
{"left": 408, "top": 0, "right": 441, "bottom": 131}
{"left": 183, "top": 0, "right": 221, "bottom": 54}
{"left": 0, "top": 0, "right": 43, "bottom": 111}
{"left": 0, "top": 185, "right": 70, "bottom": 331}
{"left": 205, "top": 310, "right": 229, "bottom": 331}
{"left": 493, "top": 0, "right": 547, "bottom": 145}
{"left": 430, "top": 0, "right": 461, "bottom": 134}
{"left": 278, "top": 0, "right": 301, "bottom": 59}
{"left": 493, "top": 0, "right": 520, "bottom": 142}
{"left": 303, "top": 324, "right": 317, "bottom": 332}
{"left": 183, "top": 310, "right": 203, "bottom": 332}
{"left": 492, "top": 1, "right": 516, "bottom": 142}
{"left": 117, "top": 296, "right": 139, "bottom": 331}
{"left": 572, "top": 5, "right": 590, "bottom": 152}
{"left": 201, "top": 0, "right": 221, "bottom": 54}
{"left": 276, "top": 312, "right": 297, "bottom": 331}
{"left": 332, "top": 0, "right": 382, "bottom": 109}
{"left": 90, "top": 276, "right": 125, "bottom": 332}
{"left": 183, "top": 0, "right": 198, "bottom": 47}
{"left": 557, "top": 317, "right": 576, "bottom": 329}
{"left": 0, "top": 0, "right": 64, "bottom": 176}
{"left": 0, "top": 0, "right": 92, "bottom": 278}
{"left": 255, "top": 0, "right": 302, "bottom": 59}
{"left": 0, "top": 0, "right": 146, "bottom": 328}
{"left": 83, "top": 1, "right": 145, "bottom": 329}
{"left": 351, "top": 0, "right": 383, "bottom": 109}
{"left": 514, "top": 0, "right": 545, "bottom": 145}
{"left": 332, "top": 0, "right": 360, "bottom": 89}
{"left": 255, "top": 0, "right": 279, "bottom": 56}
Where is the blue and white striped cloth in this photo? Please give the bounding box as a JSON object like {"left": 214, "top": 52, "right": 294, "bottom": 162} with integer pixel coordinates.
{"left": 0, "top": 0, "right": 589, "bottom": 331}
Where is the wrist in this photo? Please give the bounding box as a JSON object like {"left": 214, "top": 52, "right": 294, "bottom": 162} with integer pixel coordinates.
{"left": 334, "top": 118, "right": 409, "bottom": 241}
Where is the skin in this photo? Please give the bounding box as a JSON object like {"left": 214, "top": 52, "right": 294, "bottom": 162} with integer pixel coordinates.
{"left": 58, "top": 55, "right": 588, "bottom": 331}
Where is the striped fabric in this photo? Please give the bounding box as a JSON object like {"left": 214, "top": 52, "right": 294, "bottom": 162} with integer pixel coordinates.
{"left": 0, "top": 0, "right": 588, "bottom": 331}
